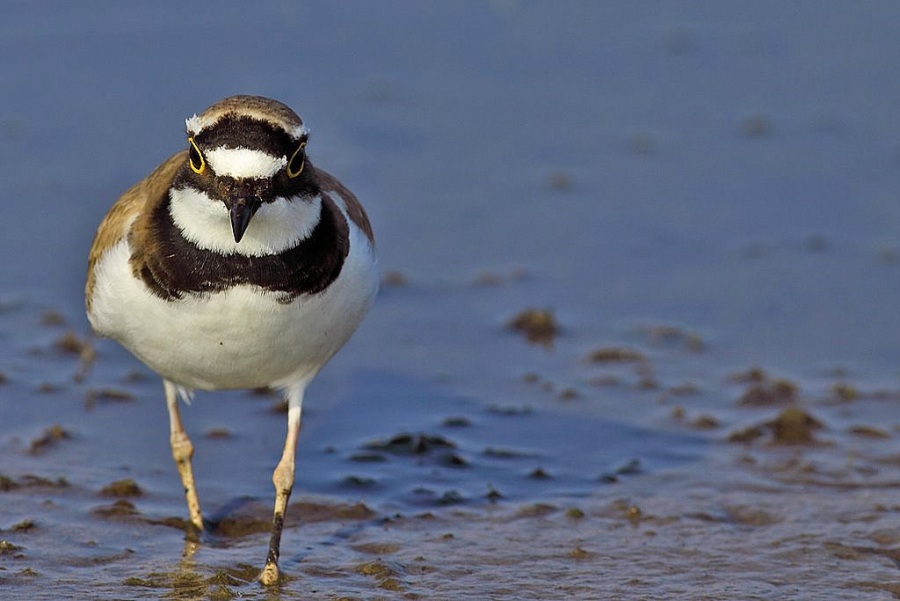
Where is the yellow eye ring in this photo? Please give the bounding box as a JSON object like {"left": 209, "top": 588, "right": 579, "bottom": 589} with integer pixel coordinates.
{"left": 287, "top": 142, "right": 306, "bottom": 178}
{"left": 188, "top": 137, "right": 206, "bottom": 174}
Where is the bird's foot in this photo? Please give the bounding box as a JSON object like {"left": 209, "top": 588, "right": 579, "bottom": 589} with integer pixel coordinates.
{"left": 259, "top": 561, "right": 280, "bottom": 586}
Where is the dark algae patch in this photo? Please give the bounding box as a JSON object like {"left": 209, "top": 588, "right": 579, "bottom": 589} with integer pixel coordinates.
{"left": 355, "top": 559, "right": 407, "bottom": 592}
{"left": 84, "top": 387, "right": 134, "bottom": 410}
{"left": 729, "top": 407, "right": 825, "bottom": 445}
{"left": 364, "top": 432, "right": 457, "bottom": 456}
{"left": 586, "top": 347, "right": 647, "bottom": 363}
{"left": 847, "top": 425, "right": 891, "bottom": 439}
{"left": 27, "top": 424, "right": 72, "bottom": 455}
{"left": 0, "top": 540, "right": 24, "bottom": 556}
{"left": 121, "top": 564, "right": 252, "bottom": 599}
{"left": 99, "top": 478, "right": 143, "bottom": 498}
{"left": 737, "top": 378, "right": 800, "bottom": 407}
{"left": 506, "top": 308, "right": 559, "bottom": 347}
{"left": 765, "top": 407, "right": 825, "bottom": 445}
{"left": 92, "top": 499, "right": 140, "bottom": 518}
{"left": 0, "top": 474, "right": 69, "bottom": 490}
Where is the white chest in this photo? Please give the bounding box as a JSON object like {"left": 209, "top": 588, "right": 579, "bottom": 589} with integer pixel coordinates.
{"left": 88, "top": 226, "right": 377, "bottom": 391}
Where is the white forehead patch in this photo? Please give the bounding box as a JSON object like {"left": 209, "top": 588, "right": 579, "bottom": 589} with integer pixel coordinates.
{"left": 185, "top": 114, "right": 310, "bottom": 140}
{"left": 205, "top": 147, "right": 287, "bottom": 179}
{"left": 185, "top": 114, "right": 206, "bottom": 136}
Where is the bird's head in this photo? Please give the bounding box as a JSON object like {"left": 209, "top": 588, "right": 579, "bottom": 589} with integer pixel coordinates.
{"left": 176, "top": 95, "right": 318, "bottom": 246}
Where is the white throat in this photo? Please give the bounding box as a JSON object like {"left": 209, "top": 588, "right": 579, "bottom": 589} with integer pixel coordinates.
{"left": 168, "top": 187, "right": 322, "bottom": 257}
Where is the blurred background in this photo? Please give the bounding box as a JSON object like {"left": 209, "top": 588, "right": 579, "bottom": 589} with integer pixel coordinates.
{"left": 2, "top": 2, "right": 900, "bottom": 374}
{"left": 1, "top": 2, "right": 899, "bottom": 598}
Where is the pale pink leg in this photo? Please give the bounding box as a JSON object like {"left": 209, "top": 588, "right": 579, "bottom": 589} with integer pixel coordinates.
{"left": 164, "top": 380, "right": 204, "bottom": 532}
{"left": 259, "top": 384, "right": 304, "bottom": 586}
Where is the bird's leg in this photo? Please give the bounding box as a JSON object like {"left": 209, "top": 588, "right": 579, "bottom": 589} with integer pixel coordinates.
{"left": 164, "top": 380, "right": 204, "bottom": 532}
{"left": 259, "top": 385, "right": 304, "bottom": 586}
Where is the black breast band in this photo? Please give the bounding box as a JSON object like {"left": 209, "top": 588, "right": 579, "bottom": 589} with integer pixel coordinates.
{"left": 132, "top": 197, "right": 349, "bottom": 302}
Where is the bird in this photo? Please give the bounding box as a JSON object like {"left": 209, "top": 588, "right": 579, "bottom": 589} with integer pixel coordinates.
{"left": 85, "top": 95, "right": 378, "bottom": 585}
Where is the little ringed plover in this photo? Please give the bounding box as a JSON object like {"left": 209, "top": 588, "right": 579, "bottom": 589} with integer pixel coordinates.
{"left": 85, "top": 95, "right": 378, "bottom": 585}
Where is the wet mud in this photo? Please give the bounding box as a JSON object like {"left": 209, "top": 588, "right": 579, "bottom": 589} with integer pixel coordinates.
{"left": 3, "top": 286, "right": 899, "bottom": 599}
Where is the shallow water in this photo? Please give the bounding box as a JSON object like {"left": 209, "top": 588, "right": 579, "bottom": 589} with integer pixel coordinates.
{"left": 2, "top": 2, "right": 900, "bottom": 599}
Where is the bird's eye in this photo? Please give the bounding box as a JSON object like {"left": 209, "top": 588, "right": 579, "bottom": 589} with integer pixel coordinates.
{"left": 188, "top": 137, "right": 206, "bottom": 174}
{"left": 287, "top": 142, "right": 306, "bottom": 178}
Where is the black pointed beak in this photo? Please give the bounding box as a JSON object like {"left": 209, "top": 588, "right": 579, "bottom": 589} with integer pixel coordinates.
{"left": 228, "top": 198, "right": 256, "bottom": 243}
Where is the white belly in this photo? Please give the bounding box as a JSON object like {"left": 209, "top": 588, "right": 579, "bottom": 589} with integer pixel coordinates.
{"left": 88, "top": 228, "right": 377, "bottom": 391}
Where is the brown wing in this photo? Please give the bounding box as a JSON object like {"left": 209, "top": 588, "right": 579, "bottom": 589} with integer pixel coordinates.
{"left": 85, "top": 150, "right": 186, "bottom": 309}
{"left": 312, "top": 166, "right": 375, "bottom": 246}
